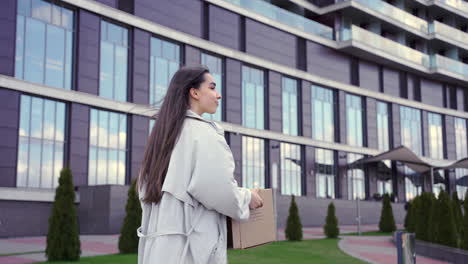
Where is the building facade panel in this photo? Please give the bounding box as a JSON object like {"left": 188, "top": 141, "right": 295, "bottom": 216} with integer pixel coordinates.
{"left": 307, "top": 41, "right": 351, "bottom": 84}
{"left": 130, "top": 115, "right": 148, "bottom": 181}
{"left": 135, "top": 0, "right": 202, "bottom": 38}
{"left": 366, "top": 97, "right": 378, "bottom": 149}
{"left": 95, "top": 0, "right": 117, "bottom": 8}
{"left": 359, "top": 60, "right": 380, "bottom": 92}
{"left": 0, "top": 89, "right": 19, "bottom": 187}
{"left": 69, "top": 103, "right": 90, "bottom": 186}
{"left": 132, "top": 28, "right": 150, "bottom": 104}
{"left": 208, "top": 5, "right": 240, "bottom": 51}
{"left": 421, "top": 79, "right": 444, "bottom": 108}
{"left": 382, "top": 67, "right": 400, "bottom": 97}
{"left": 301, "top": 80, "right": 312, "bottom": 138}
{"left": 268, "top": 71, "right": 282, "bottom": 133}
{"left": 0, "top": 0, "right": 16, "bottom": 77}
{"left": 225, "top": 58, "right": 242, "bottom": 125}
{"left": 77, "top": 10, "right": 100, "bottom": 95}
{"left": 305, "top": 146, "right": 315, "bottom": 197}
{"left": 245, "top": 19, "right": 297, "bottom": 68}
{"left": 0, "top": 200, "right": 52, "bottom": 237}
{"left": 185, "top": 45, "right": 201, "bottom": 66}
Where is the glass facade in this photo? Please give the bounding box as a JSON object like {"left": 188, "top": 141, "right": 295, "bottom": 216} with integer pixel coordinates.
{"left": 88, "top": 109, "right": 127, "bottom": 185}
{"left": 376, "top": 102, "right": 392, "bottom": 196}
{"left": 282, "top": 77, "right": 298, "bottom": 136}
{"left": 17, "top": 95, "right": 66, "bottom": 188}
{"left": 400, "top": 106, "right": 423, "bottom": 200}
{"left": 15, "top": 0, "right": 74, "bottom": 89}
{"left": 347, "top": 153, "right": 365, "bottom": 200}
{"left": 242, "top": 66, "right": 265, "bottom": 129}
{"left": 428, "top": 113, "right": 444, "bottom": 159}
{"left": 99, "top": 21, "right": 128, "bottom": 102}
{"left": 281, "top": 143, "right": 302, "bottom": 196}
{"left": 455, "top": 118, "right": 468, "bottom": 199}
{"left": 311, "top": 85, "right": 334, "bottom": 142}
{"left": 150, "top": 37, "right": 180, "bottom": 106}
{"left": 202, "top": 53, "right": 223, "bottom": 121}
{"left": 242, "top": 136, "right": 265, "bottom": 189}
{"left": 315, "top": 148, "right": 335, "bottom": 199}
{"left": 346, "top": 94, "right": 363, "bottom": 147}
{"left": 377, "top": 101, "right": 390, "bottom": 151}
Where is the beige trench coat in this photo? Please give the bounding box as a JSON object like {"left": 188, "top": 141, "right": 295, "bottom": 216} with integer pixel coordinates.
{"left": 137, "top": 110, "right": 251, "bottom": 264}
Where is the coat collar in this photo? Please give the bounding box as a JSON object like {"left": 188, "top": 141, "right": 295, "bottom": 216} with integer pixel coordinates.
{"left": 186, "top": 109, "right": 224, "bottom": 135}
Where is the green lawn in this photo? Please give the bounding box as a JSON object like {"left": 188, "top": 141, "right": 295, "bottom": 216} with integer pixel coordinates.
{"left": 34, "top": 239, "right": 365, "bottom": 264}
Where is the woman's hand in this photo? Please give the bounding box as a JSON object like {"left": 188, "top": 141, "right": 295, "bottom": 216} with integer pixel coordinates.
{"left": 249, "top": 188, "right": 264, "bottom": 209}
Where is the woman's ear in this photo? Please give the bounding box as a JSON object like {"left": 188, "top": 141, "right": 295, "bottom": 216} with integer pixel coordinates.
{"left": 189, "top": 87, "right": 199, "bottom": 100}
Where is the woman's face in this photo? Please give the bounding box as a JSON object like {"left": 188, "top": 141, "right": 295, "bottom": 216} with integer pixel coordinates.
{"left": 194, "top": 73, "right": 221, "bottom": 115}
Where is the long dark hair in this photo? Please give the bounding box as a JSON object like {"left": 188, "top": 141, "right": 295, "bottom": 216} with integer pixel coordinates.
{"left": 139, "top": 66, "right": 209, "bottom": 204}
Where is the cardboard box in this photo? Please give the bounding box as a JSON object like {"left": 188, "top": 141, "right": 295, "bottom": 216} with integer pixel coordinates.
{"left": 228, "top": 189, "right": 276, "bottom": 249}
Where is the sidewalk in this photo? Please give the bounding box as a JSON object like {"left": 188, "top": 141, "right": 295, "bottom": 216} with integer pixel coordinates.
{"left": 339, "top": 235, "right": 449, "bottom": 264}
{"left": 0, "top": 225, "right": 448, "bottom": 264}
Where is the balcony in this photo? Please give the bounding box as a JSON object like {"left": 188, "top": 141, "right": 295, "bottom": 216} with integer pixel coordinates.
{"left": 437, "top": 0, "right": 468, "bottom": 17}
{"left": 430, "top": 54, "right": 468, "bottom": 81}
{"left": 429, "top": 21, "right": 468, "bottom": 50}
{"left": 353, "top": 0, "right": 428, "bottom": 35}
{"left": 340, "top": 25, "right": 430, "bottom": 68}
{"left": 223, "top": 0, "right": 334, "bottom": 39}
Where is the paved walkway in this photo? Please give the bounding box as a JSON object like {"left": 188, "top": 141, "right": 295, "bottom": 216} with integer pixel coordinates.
{"left": 339, "top": 235, "right": 449, "bottom": 264}
{"left": 0, "top": 225, "right": 449, "bottom": 264}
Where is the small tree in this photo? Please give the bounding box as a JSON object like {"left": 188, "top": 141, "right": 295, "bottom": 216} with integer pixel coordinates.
{"left": 119, "top": 180, "right": 143, "bottom": 253}
{"left": 324, "top": 202, "right": 340, "bottom": 238}
{"left": 462, "top": 191, "right": 468, "bottom": 250}
{"left": 379, "top": 193, "right": 396, "bottom": 232}
{"left": 404, "top": 201, "right": 413, "bottom": 231}
{"left": 437, "top": 191, "right": 457, "bottom": 248}
{"left": 452, "top": 192, "right": 463, "bottom": 234}
{"left": 427, "top": 194, "right": 440, "bottom": 243}
{"left": 415, "top": 192, "right": 434, "bottom": 241}
{"left": 46, "top": 168, "right": 81, "bottom": 261}
{"left": 285, "top": 196, "right": 303, "bottom": 241}
{"left": 406, "top": 196, "right": 420, "bottom": 233}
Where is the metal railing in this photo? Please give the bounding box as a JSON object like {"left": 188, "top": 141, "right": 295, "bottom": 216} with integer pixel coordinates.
{"left": 223, "top": 0, "right": 334, "bottom": 39}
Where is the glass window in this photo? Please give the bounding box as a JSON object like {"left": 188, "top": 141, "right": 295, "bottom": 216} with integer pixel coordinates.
{"left": 311, "top": 85, "right": 334, "bottom": 142}
{"left": 433, "top": 170, "right": 445, "bottom": 197}
{"left": 455, "top": 118, "right": 468, "bottom": 199}
{"left": 99, "top": 20, "right": 128, "bottom": 102}
{"left": 346, "top": 94, "right": 363, "bottom": 147}
{"left": 242, "top": 66, "right": 264, "bottom": 129}
{"left": 282, "top": 77, "right": 298, "bottom": 136}
{"left": 17, "top": 95, "right": 66, "bottom": 188}
{"left": 201, "top": 53, "right": 223, "bottom": 121}
{"left": 315, "top": 148, "right": 335, "bottom": 199}
{"left": 428, "top": 113, "right": 444, "bottom": 159}
{"left": 89, "top": 109, "right": 127, "bottom": 185}
{"left": 347, "top": 153, "right": 365, "bottom": 200}
{"left": 15, "top": 0, "right": 74, "bottom": 89}
{"left": 149, "top": 119, "right": 155, "bottom": 135}
{"left": 242, "top": 136, "right": 265, "bottom": 189}
{"left": 377, "top": 160, "right": 392, "bottom": 196}
{"left": 377, "top": 101, "right": 390, "bottom": 151}
{"left": 400, "top": 106, "right": 423, "bottom": 201}
{"left": 400, "top": 106, "right": 422, "bottom": 154}
{"left": 150, "top": 37, "right": 180, "bottom": 106}
{"left": 280, "top": 143, "right": 302, "bottom": 196}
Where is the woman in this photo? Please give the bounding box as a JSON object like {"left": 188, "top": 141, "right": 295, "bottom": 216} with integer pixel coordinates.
{"left": 137, "top": 66, "right": 264, "bottom": 264}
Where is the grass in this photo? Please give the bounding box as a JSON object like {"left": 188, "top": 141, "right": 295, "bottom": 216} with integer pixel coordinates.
{"left": 33, "top": 239, "right": 365, "bottom": 264}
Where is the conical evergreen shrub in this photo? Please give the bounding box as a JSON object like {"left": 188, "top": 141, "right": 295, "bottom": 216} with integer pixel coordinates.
{"left": 119, "top": 179, "right": 143, "bottom": 253}
{"left": 462, "top": 191, "right": 468, "bottom": 250}
{"left": 437, "top": 191, "right": 457, "bottom": 247}
{"left": 415, "top": 192, "right": 434, "bottom": 241}
{"left": 285, "top": 196, "right": 303, "bottom": 241}
{"left": 323, "top": 202, "right": 340, "bottom": 238}
{"left": 406, "top": 196, "right": 420, "bottom": 233}
{"left": 46, "top": 168, "right": 81, "bottom": 261}
{"left": 379, "top": 193, "right": 396, "bottom": 232}
{"left": 427, "top": 193, "right": 439, "bottom": 243}
{"left": 404, "top": 201, "right": 413, "bottom": 231}
{"left": 452, "top": 192, "right": 463, "bottom": 235}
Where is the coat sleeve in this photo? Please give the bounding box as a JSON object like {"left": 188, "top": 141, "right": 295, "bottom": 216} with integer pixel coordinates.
{"left": 187, "top": 134, "right": 251, "bottom": 221}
